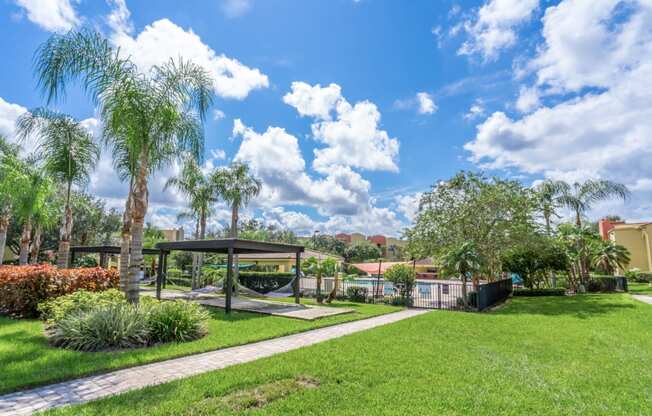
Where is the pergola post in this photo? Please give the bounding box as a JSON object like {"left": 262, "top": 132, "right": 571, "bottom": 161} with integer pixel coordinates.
{"left": 294, "top": 251, "right": 301, "bottom": 304}
{"left": 69, "top": 249, "right": 75, "bottom": 268}
{"left": 226, "top": 247, "right": 234, "bottom": 313}
{"left": 156, "top": 251, "right": 164, "bottom": 300}
{"left": 162, "top": 252, "right": 168, "bottom": 288}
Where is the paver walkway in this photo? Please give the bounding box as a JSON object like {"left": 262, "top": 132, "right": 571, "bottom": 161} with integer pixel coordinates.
{"left": 632, "top": 294, "right": 652, "bottom": 305}
{"left": 0, "top": 309, "right": 428, "bottom": 416}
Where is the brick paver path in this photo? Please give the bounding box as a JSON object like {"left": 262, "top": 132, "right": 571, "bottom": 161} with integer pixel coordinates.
{"left": 632, "top": 294, "right": 652, "bottom": 305}
{"left": 0, "top": 309, "right": 428, "bottom": 415}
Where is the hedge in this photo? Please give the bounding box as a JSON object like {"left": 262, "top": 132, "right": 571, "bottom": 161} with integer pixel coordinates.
{"left": 513, "top": 288, "right": 566, "bottom": 296}
{"left": 238, "top": 272, "right": 294, "bottom": 294}
{"left": 0, "top": 265, "right": 118, "bottom": 317}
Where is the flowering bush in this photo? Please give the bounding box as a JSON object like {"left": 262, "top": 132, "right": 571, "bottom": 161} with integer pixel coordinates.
{"left": 0, "top": 265, "right": 118, "bottom": 317}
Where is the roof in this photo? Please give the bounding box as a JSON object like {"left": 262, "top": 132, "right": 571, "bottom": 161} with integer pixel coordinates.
{"left": 351, "top": 259, "right": 435, "bottom": 275}
{"left": 70, "top": 245, "right": 162, "bottom": 255}
{"left": 610, "top": 222, "right": 652, "bottom": 232}
{"left": 155, "top": 238, "right": 304, "bottom": 254}
{"left": 238, "top": 249, "right": 343, "bottom": 261}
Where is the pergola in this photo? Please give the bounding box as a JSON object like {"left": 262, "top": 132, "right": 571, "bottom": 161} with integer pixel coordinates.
{"left": 155, "top": 239, "right": 305, "bottom": 313}
{"left": 69, "top": 245, "right": 162, "bottom": 268}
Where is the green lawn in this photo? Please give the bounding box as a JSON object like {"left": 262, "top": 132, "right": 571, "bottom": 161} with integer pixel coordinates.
{"left": 0, "top": 297, "right": 398, "bottom": 394}
{"left": 628, "top": 282, "right": 652, "bottom": 295}
{"left": 46, "top": 294, "right": 652, "bottom": 415}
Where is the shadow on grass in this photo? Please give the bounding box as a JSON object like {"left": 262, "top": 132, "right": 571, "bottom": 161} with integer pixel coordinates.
{"left": 498, "top": 294, "right": 636, "bottom": 319}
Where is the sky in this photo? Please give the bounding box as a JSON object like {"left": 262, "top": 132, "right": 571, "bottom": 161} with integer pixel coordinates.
{"left": 1, "top": 0, "right": 651, "bottom": 237}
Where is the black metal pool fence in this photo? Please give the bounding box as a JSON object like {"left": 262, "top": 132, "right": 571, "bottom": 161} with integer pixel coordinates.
{"left": 299, "top": 277, "right": 513, "bottom": 311}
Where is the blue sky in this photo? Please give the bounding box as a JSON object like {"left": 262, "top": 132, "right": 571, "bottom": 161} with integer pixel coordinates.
{"left": 1, "top": 0, "right": 650, "bottom": 237}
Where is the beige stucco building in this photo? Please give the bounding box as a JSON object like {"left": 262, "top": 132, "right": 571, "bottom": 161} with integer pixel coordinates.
{"left": 601, "top": 220, "right": 652, "bottom": 273}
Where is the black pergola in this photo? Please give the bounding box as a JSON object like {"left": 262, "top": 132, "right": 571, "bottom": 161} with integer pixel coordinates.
{"left": 70, "top": 245, "right": 162, "bottom": 268}
{"left": 155, "top": 239, "right": 304, "bottom": 313}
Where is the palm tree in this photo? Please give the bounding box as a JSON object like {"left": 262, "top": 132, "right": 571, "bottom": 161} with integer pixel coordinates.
{"left": 301, "top": 256, "right": 337, "bottom": 304}
{"left": 558, "top": 180, "right": 630, "bottom": 282}
{"left": 29, "top": 193, "right": 59, "bottom": 264}
{"left": 440, "top": 242, "right": 484, "bottom": 310}
{"left": 592, "top": 240, "right": 630, "bottom": 275}
{"left": 15, "top": 108, "right": 99, "bottom": 268}
{"left": 165, "top": 155, "right": 218, "bottom": 288}
{"left": 534, "top": 180, "right": 569, "bottom": 235}
{"left": 35, "top": 29, "right": 213, "bottom": 303}
{"left": 213, "top": 162, "right": 261, "bottom": 294}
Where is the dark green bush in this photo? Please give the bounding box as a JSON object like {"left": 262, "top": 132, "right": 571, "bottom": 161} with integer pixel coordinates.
{"left": 456, "top": 291, "right": 478, "bottom": 308}
{"left": 145, "top": 300, "right": 209, "bottom": 343}
{"left": 238, "top": 272, "right": 294, "bottom": 294}
{"left": 587, "top": 277, "right": 627, "bottom": 292}
{"left": 513, "top": 288, "right": 566, "bottom": 296}
{"left": 346, "top": 286, "right": 368, "bottom": 303}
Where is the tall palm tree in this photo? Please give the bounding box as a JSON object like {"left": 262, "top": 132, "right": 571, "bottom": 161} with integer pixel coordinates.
{"left": 534, "top": 180, "right": 569, "bottom": 235}
{"left": 35, "top": 29, "right": 213, "bottom": 303}
{"left": 592, "top": 240, "right": 630, "bottom": 275}
{"left": 440, "top": 242, "right": 484, "bottom": 310}
{"left": 558, "top": 179, "right": 630, "bottom": 282}
{"left": 213, "top": 162, "right": 262, "bottom": 293}
{"left": 0, "top": 137, "right": 21, "bottom": 264}
{"left": 15, "top": 108, "right": 99, "bottom": 268}
{"left": 29, "top": 193, "right": 59, "bottom": 264}
{"left": 165, "top": 155, "right": 218, "bottom": 288}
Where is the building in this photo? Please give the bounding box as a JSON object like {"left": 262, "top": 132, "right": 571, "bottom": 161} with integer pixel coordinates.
{"left": 599, "top": 218, "right": 652, "bottom": 272}
{"left": 237, "top": 249, "right": 343, "bottom": 273}
{"left": 161, "top": 227, "right": 184, "bottom": 242}
{"left": 333, "top": 233, "right": 407, "bottom": 260}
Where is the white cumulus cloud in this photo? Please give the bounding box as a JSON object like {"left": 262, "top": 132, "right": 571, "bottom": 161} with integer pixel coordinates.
{"left": 14, "top": 0, "right": 79, "bottom": 32}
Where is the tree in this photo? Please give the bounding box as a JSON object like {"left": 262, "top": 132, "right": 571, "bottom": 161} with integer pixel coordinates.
{"left": 15, "top": 108, "right": 99, "bottom": 268}
{"left": 213, "top": 162, "right": 262, "bottom": 294}
{"left": 165, "top": 155, "right": 218, "bottom": 288}
{"left": 36, "top": 29, "right": 213, "bottom": 303}
{"left": 501, "top": 236, "right": 568, "bottom": 288}
{"left": 557, "top": 180, "right": 630, "bottom": 282}
{"left": 343, "top": 240, "right": 381, "bottom": 263}
{"left": 0, "top": 140, "right": 22, "bottom": 264}
{"left": 301, "top": 256, "right": 337, "bottom": 303}
{"left": 440, "top": 242, "right": 484, "bottom": 309}
{"left": 591, "top": 239, "right": 630, "bottom": 275}
{"left": 384, "top": 263, "right": 416, "bottom": 306}
{"left": 305, "top": 234, "right": 347, "bottom": 257}
{"left": 406, "top": 171, "right": 537, "bottom": 279}
{"left": 534, "top": 180, "right": 569, "bottom": 235}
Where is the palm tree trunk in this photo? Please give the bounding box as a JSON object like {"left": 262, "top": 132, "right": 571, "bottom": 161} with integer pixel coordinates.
{"left": 191, "top": 218, "right": 199, "bottom": 289}
{"left": 57, "top": 184, "right": 73, "bottom": 268}
{"left": 30, "top": 225, "right": 43, "bottom": 264}
{"left": 19, "top": 218, "right": 32, "bottom": 265}
{"left": 120, "top": 190, "right": 133, "bottom": 292}
{"left": 231, "top": 204, "right": 239, "bottom": 296}
{"left": 198, "top": 208, "right": 206, "bottom": 287}
{"left": 0, "top": 214, "right": 9, "bottom": 265}
{"left": 127, "top": 159, "right": 149, "bottom": 304}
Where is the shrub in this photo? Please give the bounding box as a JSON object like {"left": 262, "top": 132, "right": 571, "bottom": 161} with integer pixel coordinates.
{"left": 38, "top": 289, "right": 125, "bottom": 323}
{"left": 587, "top": 277, "right": 627, "bottom": 293}
{"left": 513, "top": 288, "right": 566, "bottom": 296}
{"left": 384, "top": 264, "right": 416, "bottom": 302}
{"left": 201, "top": 267, "right": 225, "bottom": 286}
{"left": 238, "top": 272, "right": 294, "bottom": 294}
{"left": 624, "top": 269, "right": 651, "bottom": 283}
{"left": 0, "top": 265, "right": 118, "bottom": 317}
{"left": 145, "top": 300, "right": 209, "bottom": 343}
{"left": 456, "top": 291, "right": 478, "bottom": 308}
{"left": 346, "top": 286, "right": 368, "bottom": 303}
{"left": 50, "top": 304, "right": 149, "bottom": 351}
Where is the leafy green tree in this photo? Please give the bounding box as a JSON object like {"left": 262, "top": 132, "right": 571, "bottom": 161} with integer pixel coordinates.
{"left": 440, "top": 242, "right": 484, "bottom": 309}
{"left": 343, "top": 240, "right": 381, "bottom": 263}
{"left": 35, "top": 29, "right": 213, "bottom": 303}
{"left": 305, "top": 234, "right": 347, "bottom": 257}
{"left": 384, "top": 263, "right": 416, "bottom": 305}
{"left": 0, "top": 141, "right": 22, "bottom": 264}
{"left": 556, "top": 223, "right": 598, "bottom": 289}
{"left": 591, "top": 239, "right": 630, "bottom": 275}
{"left": 301, "top": 256, "right": 337, "bottom": 303}
{"left": 15, "top": 108, "right": 99, "bottom": 268}
{"left": 557, "top": 180, "right": 629, "bottom": 282}
{"left": 501, "top": 236, "right": 568, "bottom": 288}
{"left": 212, "top": 162, "right": 261, "bottom": 293}
{"left": 407, "top": 171, "right": 537, "bottom": 279}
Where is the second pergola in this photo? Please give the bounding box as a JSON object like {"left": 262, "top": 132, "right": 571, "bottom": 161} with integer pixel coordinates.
{"left": 155, "top": 239, "right": 304, "bottom": 313}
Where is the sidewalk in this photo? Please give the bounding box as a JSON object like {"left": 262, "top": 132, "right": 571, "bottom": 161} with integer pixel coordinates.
{"left": 0, "top": 309, "right": 428, "bottom": 416}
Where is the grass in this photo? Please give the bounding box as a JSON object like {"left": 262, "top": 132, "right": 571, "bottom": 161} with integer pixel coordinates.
{"left": 628, "top": 281, "right": 652, "bottom": 295}
{"left": 0, "top": 295, "right": 398, "bottom": 394}
{"left": 45, "top": 294, "right": 652, "bottom": 415}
